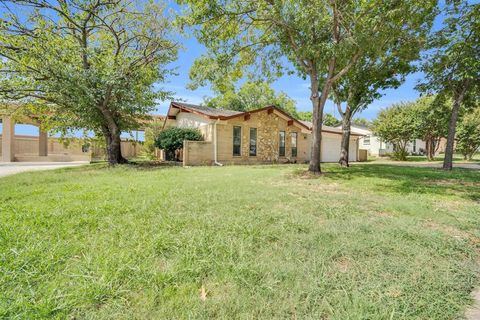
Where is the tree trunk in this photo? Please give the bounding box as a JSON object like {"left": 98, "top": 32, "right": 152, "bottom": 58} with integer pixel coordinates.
{"left": 443, "top": 83, "right": 469, "bottom": 170}
{"left": 308, "top": 61, "right": 335, "bottom": 174}
{"left": 97, "top": 102, "right": 128, "bottom": 165}
{"left": 426, "top": 137, "right": 435, "bottom": 161}
{"left": 308, "top": 69, "right": 322, "bottom": 173}
{"left": 105, "top": 129, "right": 127, "bottom": 165}
{"left": 338, "top": 106, "right": 352, "bottom": 167}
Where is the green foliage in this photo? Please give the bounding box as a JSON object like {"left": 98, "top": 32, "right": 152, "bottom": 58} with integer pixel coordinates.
{"left": 456, "top": 108, "right": 480, "bottom": 160}
{"left": 351, "top": 118, "right": 371, "bottom": 127}
{"left": 142, "top": 122, "right": 164, "bottom": 160}
{"left": 204, "top": 81, "right": 298, "bottom": 117}
{"left": 418, "top": 2, "right": 479, "bottom": 169}
{"left": 1, "top": 164, "right": 479, "bottom": 318}
{"left": 418, "top": 1, "right": 479, "bottom": 103}
{"left": 178, "top": 0, "right": 437, "bottom": 172}
{"left": 411, "top": 96, "right": 450, "bottom": 139}
{"left": 373, "top": 103, "right": 419, "bottom": 160}
{"left": 155, "top": 127, "right": 203, "bottom": 153}
{"left": 0, "top": 0, "right": 178, "bottom": 163}
{"left": 297, "top": 111, "right": 312, "bottom": 122}
{"left": 323, "top": 113, "right": 340, "bottom": 127}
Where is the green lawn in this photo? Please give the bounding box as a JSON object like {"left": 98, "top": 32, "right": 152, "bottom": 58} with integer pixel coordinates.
{"left": 1, "top": 164, "right": 479, "bottom": 319}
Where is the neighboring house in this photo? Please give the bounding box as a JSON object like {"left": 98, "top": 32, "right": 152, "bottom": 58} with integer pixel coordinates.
{"left": 163, "top": 102, "right": 364, "bottom": 166}
{"left": 336, "top": 124, "right": 426, "bottom": 156}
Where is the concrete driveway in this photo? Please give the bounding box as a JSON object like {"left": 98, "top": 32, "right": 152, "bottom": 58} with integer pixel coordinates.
{"left": 0, "top": 161, "right": 88, "bottom": 178}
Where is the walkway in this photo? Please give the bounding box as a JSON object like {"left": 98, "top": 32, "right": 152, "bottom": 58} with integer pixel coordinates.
{"left": 0, "top": 161, "right": 88, "bottom": 178}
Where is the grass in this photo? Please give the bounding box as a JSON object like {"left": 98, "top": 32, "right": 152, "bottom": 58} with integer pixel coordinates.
{"left": 1, "top": 164, "right": 480, "bottom": 319}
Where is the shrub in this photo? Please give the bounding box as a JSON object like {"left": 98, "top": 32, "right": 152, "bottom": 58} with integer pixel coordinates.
{"left": 155, "top": 127, "right": 203, "bottom": 155}
{"left": 456, "top": 109, "right": 480, "bottom": 160}
{"left": 390, "top": 148, "right": 409, "bottom": 161}
{"left": 142, "top": 122, "right": 163, "bottom": 159}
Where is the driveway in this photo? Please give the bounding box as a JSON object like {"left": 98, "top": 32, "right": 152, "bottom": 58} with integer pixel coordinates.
{"left": 0, "top": 161, "right": 88, "bottom": 178}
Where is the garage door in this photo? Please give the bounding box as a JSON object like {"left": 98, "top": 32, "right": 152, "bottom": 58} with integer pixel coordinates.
{"left": 320, "top": 133, "right": 357, "bottom": 163}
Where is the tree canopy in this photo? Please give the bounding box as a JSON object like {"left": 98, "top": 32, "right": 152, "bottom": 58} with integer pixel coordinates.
{"left": 456, "top": 108, "right": 480, "bottom": 160}
{"left": 418, "top": 1, "right": 480, "bottom": 169}
{"left": 177, "top": 0, "right": 437, "bottom": 173}
{"left": 0, "top": 0, "right": 178, "bottom": 164}
{"left": 204, "top": 81, "right": 298, "bottom": 117}
{"left": 410, "top": 95, "right": 451, "bottom": 160}
{"left": 372, "top": 103, "right": 419, "bottom": 160}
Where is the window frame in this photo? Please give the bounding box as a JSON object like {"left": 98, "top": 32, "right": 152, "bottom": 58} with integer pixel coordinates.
{"left": 233, "top": 126, "right": 242, "bottom": 156}
{"left": 363, "top": 135, "right": 371, "bottom": 145}
{"left": 291, "top": 132, "right": 298, "bottom": 157}
{"left": 279, "top": 131, "right": 286, "bottom": 157}
{"left": 249, "top": 127, "right": 257, "bottom": 157}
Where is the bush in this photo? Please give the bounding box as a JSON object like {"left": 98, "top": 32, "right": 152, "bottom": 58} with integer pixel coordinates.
{"left": 155, "top": 127, "right": 203, "bottom": 155}
{"left": 142, "top": 122, "right": 163, "bottom": 159}
{"left": 456, "top": 109, "right": 480, "bottom": 160}
{"left": 390, "top": 149, "right": 409, "bottom": 161}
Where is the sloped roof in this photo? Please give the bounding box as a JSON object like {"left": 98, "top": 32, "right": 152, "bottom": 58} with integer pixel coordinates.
{"left": 171, "top": 102, "right": 243, "bottom": 117}
{"left": 299, "top": 120, "right": 365, "bottom": 136}
{"left": 166, "top": 101, "right": 364, "bottom": 135}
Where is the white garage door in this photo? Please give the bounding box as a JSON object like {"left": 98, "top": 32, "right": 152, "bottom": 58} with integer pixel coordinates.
{"left": 320, "top": 133, "right": 357, "bottom": 163}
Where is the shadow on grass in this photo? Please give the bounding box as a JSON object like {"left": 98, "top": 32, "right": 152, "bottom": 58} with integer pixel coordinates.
{"left": 315, "top": 164, "right": 480, "bottom": 202}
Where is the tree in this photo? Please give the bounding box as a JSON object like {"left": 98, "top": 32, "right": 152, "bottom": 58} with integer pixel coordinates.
{"left": 331, "top": 9, "right": 435, "bottom": 167}
{"left": 323, "top": 113, "right": 340, "bottom": 127}
{"left": 372, "top": 103, "right": 418, "bottom": 161}
{"left": 418, "top": 1, "right": 480, "bottom": 170}
{"left": 178, "top": 0, "right": 436, "bottom": 173}
{"left": 456, "top": 108, "right": 480, "bottom": 160}
{"left": 0, "top": 0, "right": 178, "bottom": 164}
{"left": 351, "top": 118, "right": 371, "bottom": 127}
{"left": 204, "top": 81, "right": 298, "bottom": 117}
{"left": 155, "top": 127, "right": 203, "bottom": 161}
{"left": 411, "top": 95, "right": 450, "bottom": 160}
{"left": 297, "top": 111, "right": 312, "bottom": 122}
{"left": 142, "top": 121, "right": 164, "bottom": 160}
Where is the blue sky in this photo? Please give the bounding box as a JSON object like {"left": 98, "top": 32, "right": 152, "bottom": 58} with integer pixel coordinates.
{"left": 157, "top": 37, "right": 425, "bottom": 120}
{"left": 2, "top": 1, "right": 452, "bottom": 137}
{"left": 157, "top": 0, "right": 450, "bottom": 120}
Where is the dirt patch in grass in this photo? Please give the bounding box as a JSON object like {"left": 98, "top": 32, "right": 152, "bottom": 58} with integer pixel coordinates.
{"left": 423, "top": 220, "right": 480, "bottom": 246}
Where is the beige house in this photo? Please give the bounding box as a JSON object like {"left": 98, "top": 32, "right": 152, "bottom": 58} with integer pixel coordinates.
{"left": 163, "top": 102, "right": 363, "bottom": 166}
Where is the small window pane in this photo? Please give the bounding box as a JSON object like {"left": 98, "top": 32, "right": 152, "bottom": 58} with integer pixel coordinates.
{"left": 233, "top": 126, "right": 241, "bottom": 156}
{"left": 291, "top": 132, "right": 297, "bottom": 157}
{"left": 249, "top": 128, "right": 257, "bottom": 156}
{"left": 364, "top": 135, "right": 371, "bottom": 145}
{"left": 279, "top": 131, "right": 285, "bottom": 157}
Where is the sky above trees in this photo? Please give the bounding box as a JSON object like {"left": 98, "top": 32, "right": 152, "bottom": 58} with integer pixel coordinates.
{"left": 0, "top": 0, "right": 451, "bottom": 137}
{"left": 155, "top": 2, "right": 447, "bottom": 120}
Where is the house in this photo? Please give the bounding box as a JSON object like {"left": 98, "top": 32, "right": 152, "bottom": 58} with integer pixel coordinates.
{"left": 336, "top": 124, "right": 426, "bottom": 156}
{"left": 162, "top": 102, "right": 364, "bottom": 166}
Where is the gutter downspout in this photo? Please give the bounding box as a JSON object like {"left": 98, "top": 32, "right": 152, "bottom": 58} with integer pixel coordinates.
{"left": 213, "top": 119, "right": 223, "bottom": 166}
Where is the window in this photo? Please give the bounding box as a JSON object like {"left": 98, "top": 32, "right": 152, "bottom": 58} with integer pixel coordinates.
{"left": 249, "top": 128, "right": 257, "bottom": 156}
{"left": 364, "top": 135, "right": 371, "bottom": 145}
{"left": 279, "top": 131, "right": 285, "bottom": 157}
{"left": 291, "top": 132, "right": 298, "bottom": 157}
{"left": 81, "top": 143, "right": 90, "bottom": 153}
{"left": 233, "top": 126, "right": 241, "bottom": 156}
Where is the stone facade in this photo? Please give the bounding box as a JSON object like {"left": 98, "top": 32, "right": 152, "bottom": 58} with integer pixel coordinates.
{"left": 182, "top": 109, "right": 312, "bottom": 165}
{"left": 164, "top": 103, "right": 360, "bottom": 166}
